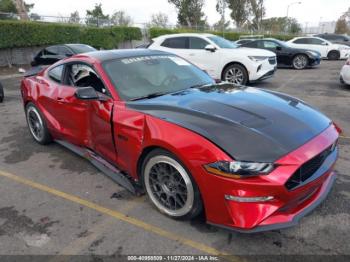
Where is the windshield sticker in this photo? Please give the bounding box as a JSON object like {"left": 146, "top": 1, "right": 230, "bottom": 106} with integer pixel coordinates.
{"left": 169, "top": 57, "right": 191, "bottom": 66}
{"left": 121, "top": 55, "right": 174, "bottom": 64}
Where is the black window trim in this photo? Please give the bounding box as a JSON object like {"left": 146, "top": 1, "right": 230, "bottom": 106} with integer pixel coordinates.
{"left": 47, "top": 61, "right": 112, "bottom": 98}
{"left": 161, "top": 37, "right": 189, "bottom": 49}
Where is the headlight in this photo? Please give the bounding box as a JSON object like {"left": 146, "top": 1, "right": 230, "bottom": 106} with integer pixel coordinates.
{"left": 248, "top": 56, "right": 269, "bottom": 62}
{"left": 204, "top": 161, "right": 274, "bottom": 178}
{"left": 339, "top": 46, "right": 350, "bottom": 51}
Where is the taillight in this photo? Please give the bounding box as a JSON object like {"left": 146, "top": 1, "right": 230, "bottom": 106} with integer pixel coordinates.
{"left": 333, "top": 122, "right": 343, "bottom": 134}
{"left": 346, "top": 59, "right": 350, "bottom": 66}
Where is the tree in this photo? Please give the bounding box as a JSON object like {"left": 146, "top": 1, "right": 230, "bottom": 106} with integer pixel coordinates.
{"left": 148, "top": 12, "right": 169, "bottom": 28}
{"left": 69, "top": 11, "right": 80, "bottom": 24}
{"left": 248, "top": 0, "right": 265, "bottom": 31}
{"left": 0, "top": 0, "right": 17, "bottom": 19}
{"left": 85, "top": 3, "right": 109, "bottom": 26}
{"left": 212, "top": 19, "right": 230, "bottom": 31}
{"left": 168, "top": 0, "right": 207, "bottom": 28}
{"left": 226, "top": 0, "right": 250, "bottom": 28}
{"left": 335, "top": 18, "right": 349, "bottom": 34}
{"left": 261, "top": 16, "right": 301, "bottom": 34}
{"left": 111, "top": 10, "right": 132, "bottom": 26}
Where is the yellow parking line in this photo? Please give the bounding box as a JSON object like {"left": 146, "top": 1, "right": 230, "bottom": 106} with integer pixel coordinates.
{"left": 0, "top": 169, "right": 240, "bottom": 261}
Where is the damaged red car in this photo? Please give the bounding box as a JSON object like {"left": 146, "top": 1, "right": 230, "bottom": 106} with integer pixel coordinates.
{"left": 21, "top": 49, "right": 340, "bottom": 233}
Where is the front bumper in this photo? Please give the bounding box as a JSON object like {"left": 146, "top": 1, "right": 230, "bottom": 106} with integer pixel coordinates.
{"left": 201, "top": 125, "right": 339, "bottom": 233}
{"left": 308, "top": 56, "right": 321, "bottom": 67}
{"left": 249, "top": 57, "right": 277, "bottom": 82}
{"left": 340, "top": 49, "right": 350, "bottom": 60}
{"left": 340, "top": 65, "right": 350, "bottom": 85}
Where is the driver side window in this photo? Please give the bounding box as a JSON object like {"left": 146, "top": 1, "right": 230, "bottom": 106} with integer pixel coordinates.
{"left": 66, "top": 63, "right": 109, "bottom": 95}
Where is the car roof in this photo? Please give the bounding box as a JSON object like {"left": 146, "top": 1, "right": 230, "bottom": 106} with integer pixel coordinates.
{"left": 79, "top": 49, "right": 171, "bottom": 62}
{"left": 154, "top": 33, "right": 215, "bottom": 40}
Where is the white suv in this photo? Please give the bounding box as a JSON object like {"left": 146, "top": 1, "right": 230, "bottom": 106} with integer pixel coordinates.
{"left": 148, "top": 33, "right": 277, "bottom": 85}
{"left": 287, "top": 37, "right": 350, "bottom": 60}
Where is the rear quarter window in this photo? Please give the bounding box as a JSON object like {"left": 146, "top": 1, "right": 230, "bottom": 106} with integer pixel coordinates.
{"left": 48, "top": 65, "right": 64, "bottom": 83}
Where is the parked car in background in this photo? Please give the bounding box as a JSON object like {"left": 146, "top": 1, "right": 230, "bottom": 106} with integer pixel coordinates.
{"left": 21, "top": 49, "right": 340, "bottom": 232}
{"left": 148, "top": 33, "right": 277, "bottom": 85}
{"left": 287, "top": 37, "right": 350, "bottom": 60}
{"left": 340, "top": 58, "right": 350, "bottom": 86}
{"left": 31, "top": 44, "right": 96, "bottom": 66}
{"left": 0, "top": 81, "right": 4, "bottom": 103}
{"left": 240, "top": 38, "right": 321, "bottom": 69}
{"left": 235, "top": 39, "right": 255, "bottom": 46}
{"left": 315, "top": 33, "right": 350, "bottom": 47}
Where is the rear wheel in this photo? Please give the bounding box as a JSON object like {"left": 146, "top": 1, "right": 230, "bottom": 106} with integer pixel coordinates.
{"left": 142, "top": 149, "right": 203, "bottom": 220}
{"left": 25, "top": 102, "right": 52, "bottom": 144}
{"left": 292, "top": 54, "right": 308, "bottom": 69}
{"left": 0, "top": 82, "right": 4, "bottom": 103}
{"left": 327, "top": 50, "right": 340, "bottom": 60}
{"left": 222, "top": 64, "right": 248, "bottom": 85}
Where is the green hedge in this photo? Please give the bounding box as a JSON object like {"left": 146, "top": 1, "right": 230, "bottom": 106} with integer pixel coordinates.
{"left": 149, "top": 27, "right": 296, "bottom": 41}
{"left": 0, "top": 20, "right": 142, "bottom": 49}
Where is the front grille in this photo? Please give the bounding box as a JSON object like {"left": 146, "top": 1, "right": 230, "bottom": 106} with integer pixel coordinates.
{"left": 268, "top": 57, "right": 276, "bottom": 65}
{"left": 285, "top": 143, "right": 336, "bottom": 190}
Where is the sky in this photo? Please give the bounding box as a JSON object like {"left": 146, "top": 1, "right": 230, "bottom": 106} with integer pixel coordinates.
{"left": 29, "top": 0, "right": 349, "bottom": 27}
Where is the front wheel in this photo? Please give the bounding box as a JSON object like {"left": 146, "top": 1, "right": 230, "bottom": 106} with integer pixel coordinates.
{"left": 25, "top": 102, "right": 52, "bottom": 144}
{"left": 222, "top": 64, "right": 248, "bottom": 85}
{"left": 142, "top": 149, "right": 203, "bottom": 220}
{"left": 292, "top": 54, "right": 308, "bottom": 69}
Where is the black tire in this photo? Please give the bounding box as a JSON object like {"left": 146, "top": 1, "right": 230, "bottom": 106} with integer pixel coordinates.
{"left": 222, "top": 64, "right": 248, "bottom": 85}
{"left": 25, "top": 102, "right": 52, "bottom": 145}
{"left": 141, "top": 148, "right": 203, "bottom": 220}
{"left": 0, "top": 82, "right": 4, "bottom": 103}
{"left": 327, "top": 50, "right": 340, "bottom": 60}
{"left": 292, "top": 54, "right": 308, "bottom": 70}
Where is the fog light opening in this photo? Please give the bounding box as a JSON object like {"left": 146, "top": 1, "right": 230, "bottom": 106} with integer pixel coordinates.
{"left": 225, "top": 195, "right": 274, "bottom": 202}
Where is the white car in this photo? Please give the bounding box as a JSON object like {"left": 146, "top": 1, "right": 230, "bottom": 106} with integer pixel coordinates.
{"left": 340, "top": 58, "right": 350, "bottom": 86}
{"left": 148, "top": 33, "right": 277, "bottom": 85}
{"left": 287, "top": 37, "right": 350, "bottom": 60}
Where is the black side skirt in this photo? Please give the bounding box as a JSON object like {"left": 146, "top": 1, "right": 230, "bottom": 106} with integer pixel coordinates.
{"left": 56, "top": 140, "right": 138, "bottom": 195}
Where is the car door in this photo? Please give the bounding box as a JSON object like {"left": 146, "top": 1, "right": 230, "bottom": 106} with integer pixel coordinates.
{"left": 60, "top": 62, "right": 117, "bottom": 163}
{"left": 187, "top": 37, "right": 219, "bottom": 77}
{"left": 307, "top": 38, "right": 329, "bottom": 57}
{"left": 261, "top": 40, "right": 290, "bottom": 65}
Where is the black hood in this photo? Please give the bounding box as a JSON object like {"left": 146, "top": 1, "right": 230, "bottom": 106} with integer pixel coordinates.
{"left": 127, "top": 84, "right": 331, "bottom": 162}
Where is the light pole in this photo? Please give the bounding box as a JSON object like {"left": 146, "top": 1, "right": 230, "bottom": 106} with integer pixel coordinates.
{"left": 286, "top": 1, "right": 301, "bottom": 33}
{"left": 286, "top": 1, "right": 301, "bottom": 18}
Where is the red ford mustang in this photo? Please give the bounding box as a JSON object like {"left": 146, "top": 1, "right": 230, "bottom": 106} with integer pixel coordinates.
{"left": 21, "top": 49, "right": 340, "bottom": 233}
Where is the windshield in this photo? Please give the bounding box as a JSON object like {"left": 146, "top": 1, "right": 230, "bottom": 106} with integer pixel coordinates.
{"left": 103, "top": 55, "right": 214, "bottom": 101}
{"left": 208, "top": 36, "right": 238, "bottom": 49}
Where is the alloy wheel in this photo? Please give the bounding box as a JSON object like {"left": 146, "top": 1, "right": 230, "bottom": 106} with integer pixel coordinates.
{"left": 293, "top": 55, "right": 307, "bottom": 69}
{"left": 27, "top": 106, "right": 44, "bottom": 142}
{"left": 144, "top": 155, "right": 194, "bottom": 217}
{"left": 225, "top": 67, "right": 245, "bottom": 84}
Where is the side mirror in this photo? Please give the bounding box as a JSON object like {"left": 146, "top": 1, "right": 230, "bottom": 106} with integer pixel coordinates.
{"left": 75, "top": 86, "right": 99, "bottom": 100}
{"left": 276, "top": 46, "right": 282, "bottom": 51}
{"left": 321, "top": 42, "right": 329, "bottom": 46}
{"left": 204, "top": 44, "right": 216, "bottom": 52}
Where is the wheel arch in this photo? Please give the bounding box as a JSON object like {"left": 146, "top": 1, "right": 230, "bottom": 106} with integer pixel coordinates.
{"left": 221, "top": 61, "right": 249, "bottom": 81}
{"left": 327, "top": 49, "right": 340, "bottom": 57}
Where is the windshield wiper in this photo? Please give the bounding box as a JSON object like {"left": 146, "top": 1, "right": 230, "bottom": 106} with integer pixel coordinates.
{"left": 188, "top": 83, "right": 212, "bottom": 89}
{"left": 129, "top": 91, "right": 168, "bottom": 101}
